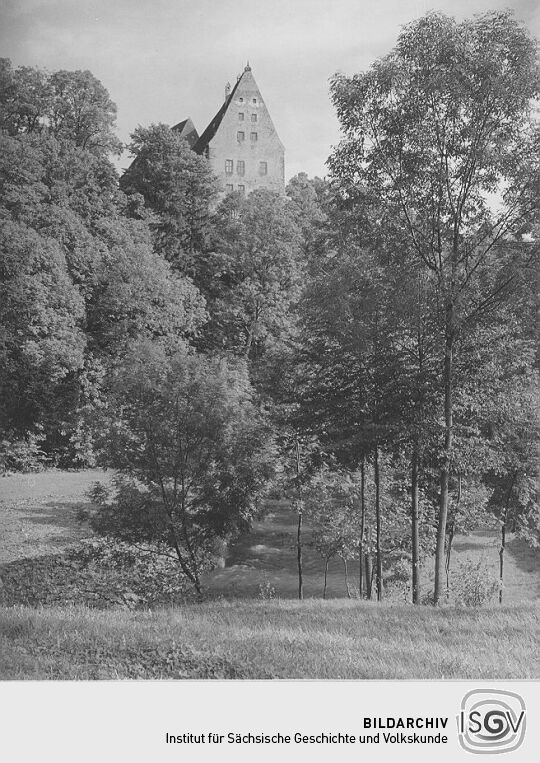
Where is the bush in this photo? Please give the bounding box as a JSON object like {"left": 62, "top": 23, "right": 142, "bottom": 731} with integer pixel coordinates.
{"left": 451, "top": 558, "right": 498, "bottom": 607}
{"left": 0, "top": 538, "right": 194, "bottom": 609}
{"left": 257, "top": 575, "right": 277, "bottom": 600}
{"left": 384, "top": 557, "right": 412, "bottom": 602}
{"left": 0, "top": 431, "right": 47, "bottom": 473}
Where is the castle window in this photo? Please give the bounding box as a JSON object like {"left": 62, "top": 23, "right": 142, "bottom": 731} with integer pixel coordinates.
{"left": 259, "top": 161, "right": 267, "bottom": 175}
{"left": 225, "top": 159, "right": 233, "bottom": 174}
{"left": 226, "top": 184, "right": 234, "bottom": 193}
{"left": 251, "top": 113, "right": 257, "bottom": 122}
{"left": 238, "top": 112, "right": 244, "bottom": 121}
{"left": 237, "top": 160, "right": 245, "bottom": 176}
{"left": 237, "top": 131, "right": 245, "bottom": 142}
{"left": 238, "top": 185, "right": 245, "bottom": 194}
{"left": 239, "top": 97, "right": 244, "bottom": 103}
{"left": 252, "top": 98, "right": 257, "bottom": 104}
{"left": 250, "top": 132, "right": 258, "bottom": 142}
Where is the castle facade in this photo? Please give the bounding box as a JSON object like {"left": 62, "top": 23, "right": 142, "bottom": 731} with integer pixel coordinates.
{"left": 174, "top": 65, "right": 284, "bottom": 196}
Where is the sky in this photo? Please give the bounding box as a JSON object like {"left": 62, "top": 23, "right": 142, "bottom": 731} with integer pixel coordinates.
{"left": 1, "top": 0, "right": 539, "bottom": 180}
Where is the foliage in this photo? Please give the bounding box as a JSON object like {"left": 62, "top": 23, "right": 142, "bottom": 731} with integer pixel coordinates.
{"left": 303, "top": 468, "right": 361, "bottom": 563}
{"left": 0, "top": 539, "right": 193, "bottom": 609}
{"left": 120, "top": 123, "right": 218, "bottom": 269}
{"left": 91, "top": 343, "right": 276, "bottom": 592}
{"left": 328, "top": 9, "right": 540, "bottom": 602}
{"left": 0, "top": 95, "right": 207, "bottom": 467}
{"left": 257, "top": 575, "right": 278, "bottom": 600}
{"left": 451, "top": 558, "right": 499, "bottom": 607}
{"left": 200, "top": 189, "right": 303, "bottom": 360}
{"left": 0, "top": 59, "right": 121, "bottom": 154}
{"left": 0, "top": 430, "right": 47, "bottom": 474}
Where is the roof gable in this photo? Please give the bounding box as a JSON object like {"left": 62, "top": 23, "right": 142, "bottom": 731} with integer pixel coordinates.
{"left": 171, "top": 117, "right": 199, "bottom": 148}
{"left": 194, "top": 66, "right": 282, "bottom": 154}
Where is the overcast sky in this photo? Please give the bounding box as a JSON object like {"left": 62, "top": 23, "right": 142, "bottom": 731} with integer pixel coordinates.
{"left": 1, "top": 0, "right": 539, "bottom": 179}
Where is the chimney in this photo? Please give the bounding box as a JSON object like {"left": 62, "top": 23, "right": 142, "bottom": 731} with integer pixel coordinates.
{"left": 224, "top": 82, "right": 231, "bottom": 101}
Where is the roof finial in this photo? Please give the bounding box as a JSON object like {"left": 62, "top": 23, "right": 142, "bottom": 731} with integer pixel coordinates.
{"left": 244, "top": 60, "right": 251, "bottom": 72}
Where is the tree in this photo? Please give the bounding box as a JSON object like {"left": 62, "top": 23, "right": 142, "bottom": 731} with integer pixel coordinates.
{"left": 90, "top": 342, "right": 275, "bottom": 595}
{"left": 0, "top": 60, "right": 120, "bottom": 154}
{"left": 0, "top": 220, "right": 85, "bottom": 435}
{"left": 120, "top": 123, "right": 218, "bottom": 270}
{"left": 329, "top": 10, "right": 540, "bottom": 603}
{"left": 1, "top": 118, "right": 207, "bottom": 465}
{"left": 200, "top": 189, "right": 302, "bottom": 361}
{"left": 303, "top": 468, "right": 362, "bottom": 598}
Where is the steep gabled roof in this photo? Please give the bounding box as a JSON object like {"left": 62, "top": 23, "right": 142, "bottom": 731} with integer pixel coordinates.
{"left": 193, "top": 72, "right": 245, "bottom": 155}
{"left": 171, "top": 117, "right": 199, "bottom": 148}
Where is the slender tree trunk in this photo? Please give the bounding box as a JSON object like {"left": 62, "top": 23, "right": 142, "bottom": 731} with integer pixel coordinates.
{"left": 445, "top": 521, "right": 454, "bottom": 598}
{"left": 411, "top": 450, "right": 420, "bottom": 604}
{"left": 374, "top": 444, "right": 383, "bottom": 601}
{"left": 499, "top": 471, "right": 518, "bottom": 605}
{"left": 343, "top": 557, "right": 351, "bottom": 598}
{"left": 365, "top": 525, "right": 373, "bottom": 600}
{"left": 434, "top": 302, "right": 454, "bottom": 604}
{"left": 445, "top": 474, "right": 460, "bottom": 598}
{"left": 499, "top": 521, "right": 506, "bottom": 605}
{"left": 323, "top": 556, "right": 330, "bottom": 599}
{"left": 295, "top": 436, "right": 303, "bottom": 600}
{"left": 358, "top": 456, "right": 366, "bottom": 598}
{"left": 297, "top": 509, "right": 303, "bottom": 600}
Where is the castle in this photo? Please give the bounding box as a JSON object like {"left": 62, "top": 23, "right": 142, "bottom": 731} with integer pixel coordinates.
{"left": 174, "top": 64, "right": 285, "bottom": 196}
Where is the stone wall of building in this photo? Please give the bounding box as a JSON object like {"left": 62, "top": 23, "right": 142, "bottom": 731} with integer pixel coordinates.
{"left": 205, "top": 68, "right": 284, "bottom": 197}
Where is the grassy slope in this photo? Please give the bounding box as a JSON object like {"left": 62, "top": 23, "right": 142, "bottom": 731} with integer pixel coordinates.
{"left": 1, "top": 599, "right": 538, "bottom": 679}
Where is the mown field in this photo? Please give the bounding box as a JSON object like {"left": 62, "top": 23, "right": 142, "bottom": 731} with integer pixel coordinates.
{"left": 1, "top": 469, "right": 539, "bottom": 679}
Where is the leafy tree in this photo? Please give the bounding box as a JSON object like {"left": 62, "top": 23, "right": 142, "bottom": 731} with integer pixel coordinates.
{"left": 303, "top": 468, "right": 362, "bottom": 598}
{"left": 120, "top": 123, "right": 218, "bottom": 270}
{"left": 0, "top": 220, "right": 85, "bottom": 434}
{"left": 200, "top": 189, "right": 302, "bottom": 361}
{"left": 90, "top": 342, "right": 275, "bottom": 594}
{"left": 286, "top": 172, "right": 328, "bottom": 265}
{"left": 0, "top": 60, "right": 120, "bottom": 154}
{"left": 329, "top": 10, "right": 540, "bottom": 602}
{"left": 1, "top": 118, "right": 207, "bottom": 464}
{"left": 48, "top": 69, "right": 120, "bottom": 153}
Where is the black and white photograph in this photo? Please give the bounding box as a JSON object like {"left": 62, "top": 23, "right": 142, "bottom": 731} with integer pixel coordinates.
{"left": 0, "top": 0, "right": 539, "bottom": 759}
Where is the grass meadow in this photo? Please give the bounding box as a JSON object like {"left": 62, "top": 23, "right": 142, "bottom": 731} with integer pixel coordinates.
{"left": 1, "top": 469, "right": 539, "bottom": 680}
{"left": 2, "top": 600, "right": 539, "bottom": 680}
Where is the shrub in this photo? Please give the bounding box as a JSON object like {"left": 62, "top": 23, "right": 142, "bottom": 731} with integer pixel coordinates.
{"left": 257, "top": 575, "right": 277, "bottom": 600}
{"left": 451, "top": 558, "right": 498, "bottom": 607}
{"left": 0, "top": 431, "right": 47, "bottom": 473}
{"left": 0, "top": 538, "right": 194, "bottom": 609}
